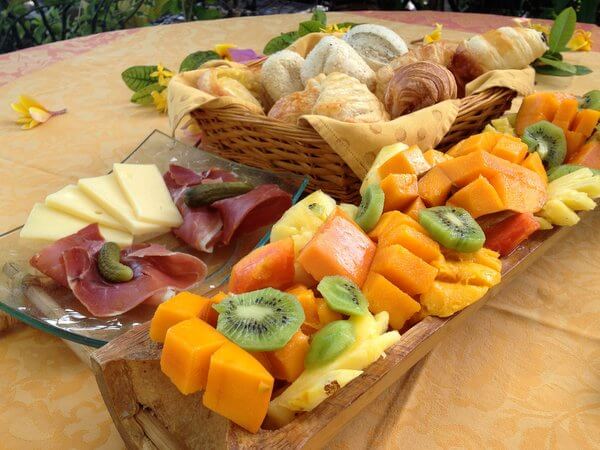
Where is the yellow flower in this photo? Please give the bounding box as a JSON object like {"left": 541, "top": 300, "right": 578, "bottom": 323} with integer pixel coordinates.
{"left": 423, "top": 23, "right": 442, "bottom": 44}
{"left": 151, "top": 89, "right": 168, "bottom": 114}
{"left": 150, "top": 63, "right": 174, "bottom": 87}
{"left": 214, "top": 43, "right": 236, "bottom": 59}
{"left": 10, "top": 95, "right": 66, "bottom": 130}
{"left": 320, "top": 23, "right": 352, "bottom": 34}
{"left": 531, "top": 23, "right": 551, "bottom": 37}
{"left": 567, "top": 29, "right": 592, "bottom": 52}
{"left": 181, "top": 117, "right": 203, "bottom": 140}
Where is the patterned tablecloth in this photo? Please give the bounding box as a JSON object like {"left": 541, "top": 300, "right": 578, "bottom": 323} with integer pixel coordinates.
{"left": 0, "top": 11, "right": 599, "bottom": 449}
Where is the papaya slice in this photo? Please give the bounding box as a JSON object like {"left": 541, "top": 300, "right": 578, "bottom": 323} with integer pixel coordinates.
{"left": 423, "top": 149, "right": 452, "bottom": 166}
{"left": 515, "top": 92, "right": 561, "bottom": 135}
{"left": 447, "top": 175, "right": 505, "bottom": 218}
{"left": 417, "top": 166, "right": 453, "bottom": 206}
{"left": 565, "top": 130, "right": 587, "bottom": 161}
{"left": 377, "top": 145, "right": 431, "bottom": 178}
{"left": 380, "top": 173, "right": 419, "bottom": 211}
{"left": 484, "top": 212, "right": 540, "bottom": 257}
{"left": 286, "top": 285, "right": 321, "bottom": 334}
{"left": 362, "top": 272, "right": 421, "bottom": 330}
{"left": 569, "top": 138, "right": 600, "bottom": 169}
{"left": 368, "top": 210, "right": 427, "bottom": 241}
{"left": 266, "top": 330, "right": 310, "bottom": 382}
{"left": 314, "top": 297, "right": 343, "bottom": 325}
{"left": 521, "top": 152, "right": 548, "bottom": 184}
{"left": 403, "top": 196, "right": 427, "bottom": 221}
{"left": 552, "top": 98, "right": 579, "bottom": 133}
{"left": 571, "top": 109, "right": 600, "bottom": 138}
{"left": 370, "top": 244, "right": 438, "bottom": 296}
{"left": 490, "top": 135, "right": 528, "bottom": 163}
{"left": 487, "top": 171, "right": 546, "bottom": 214}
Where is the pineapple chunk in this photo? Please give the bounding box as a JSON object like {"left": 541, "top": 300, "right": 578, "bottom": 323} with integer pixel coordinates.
{"left": 490, "top": 116, "right": 516, "bottom": 136}
{"left": 533, "top": 216, "right": 554, "bottom": 230}
{"left": 338, "top": 203, "right": 359, "bottom": 220}
{"left": 540, "top": 199, "right": 580, "bottom": 226}
{"left": 556, "top": 190, "right": 597, "bottom": 211}
{"left": 547, "top": 168, "right": 600, "bottom": 199}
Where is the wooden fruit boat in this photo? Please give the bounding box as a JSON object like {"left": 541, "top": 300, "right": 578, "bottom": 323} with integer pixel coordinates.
{"left": 91, "top": 212, "right": 582, "bottom": 449}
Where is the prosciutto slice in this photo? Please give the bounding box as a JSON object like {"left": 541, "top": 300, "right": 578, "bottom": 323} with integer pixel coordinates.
{"left": 63, "top": 243, "right": 207, "bottom": 317}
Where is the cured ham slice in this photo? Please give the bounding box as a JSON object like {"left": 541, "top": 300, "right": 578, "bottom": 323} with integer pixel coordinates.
{"left": 172, "top": 207, "right": 223, "bottom": 253}
{"left": 63, "top": 243, "right": 207, "bottom": 317}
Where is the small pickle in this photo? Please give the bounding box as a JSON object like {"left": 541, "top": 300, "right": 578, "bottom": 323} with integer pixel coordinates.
{"left": 98, "top": 242, "right": 133, "bottom": 283}
{"left": 184, "top": 182, "right": 253, "bottom": 207}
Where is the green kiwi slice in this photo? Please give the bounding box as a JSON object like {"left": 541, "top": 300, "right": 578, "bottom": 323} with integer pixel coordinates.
{"left": 419, "top": 206, "right": 485, "bottom": 253}
{"left": 579, "top": 90, "right": 600, "bottom": 111}
{"left": 355, "top": 184, "right": 385, "bottom": 232}
{"left": 522, "top": 120, "right": 567, "bottom": 168}
{"left": 305, "top": 320, "right": 355, "bottom": 369}
{"left": 317, "top": 276, "right": 368, "bottom": 316}
{"left": 547, "top": 164, "right": 600, "bottom": 182}
{"left": 213, "top": 288, "right": 305, "bottom": 351}
{"left": 97, "top": 242, "right": 133, "bottom": 283}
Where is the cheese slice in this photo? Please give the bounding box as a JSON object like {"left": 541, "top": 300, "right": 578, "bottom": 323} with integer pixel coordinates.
{"left": 114, "top": 163, "right": 183, "bottom": 227}
{"left": 78, "top": 174, "right": 169, "bottom": 237}
{"left": 45, "top": 184, "right": 127, "bottom": 232}
{"left": 20, "top": 203, "right": 133, "bottom": 247}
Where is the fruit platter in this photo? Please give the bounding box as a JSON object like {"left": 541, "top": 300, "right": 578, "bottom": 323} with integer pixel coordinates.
{"left": 91, "top": 85, "right": 600, "bottom": 448}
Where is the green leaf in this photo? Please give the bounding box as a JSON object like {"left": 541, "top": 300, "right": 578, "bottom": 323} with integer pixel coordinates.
{"left": 575, "top": 65, "right": 592, "bottom": 76}
{"left": 263, "top": 31, "right": 299, "bottom": 55}
{"left": 312, "top": 9, "right": 327, "bottom": 25}
{"left": 537, "top": 56, "right": 576, "bottom": 74}
{"left": 298, "top": 20, "right": 324, "bottom": 37}
{"left": 548, "top": 7, "right": 576, "bottom": 53}
{"left": 131, "top": 83, "right": 165, "bottom": 105}
{"left": 542, "top": 51, "right": 563, "bottom": 61}
{"left": 121, "top": 65, "right": 159, "bottom": 91}
{"left": 179, "top": 50, "right": 220, "bottom": 72}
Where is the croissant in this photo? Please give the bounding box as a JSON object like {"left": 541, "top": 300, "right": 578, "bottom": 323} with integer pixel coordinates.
{"left": 342, "top": 24, "right": 408, "bottom": 71}
{"left": 197, "top": 66, "right": 269, "bottom": 112}
{"left": 384, "top": 62, "right": 457, "bottom": 118}
{"left": 261, "top": 50, "right": 305, "bottom": 102}
{"left": 449, "top": 26, "right": 548, "bottom": 85}
{"left": 267, "top": 76, "right": 323, "bottom": 124}
{"left": 375, "top": 40, "right": 457, "bottom": 100}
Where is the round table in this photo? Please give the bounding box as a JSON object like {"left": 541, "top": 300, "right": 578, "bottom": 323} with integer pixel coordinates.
{"left": 1, "top": 11, "right": 599, "bottom": 449}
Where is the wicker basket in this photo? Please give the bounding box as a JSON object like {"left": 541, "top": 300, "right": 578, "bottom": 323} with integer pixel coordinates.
{"left": 192, "top": 87, "right": 516, "bottom": 203}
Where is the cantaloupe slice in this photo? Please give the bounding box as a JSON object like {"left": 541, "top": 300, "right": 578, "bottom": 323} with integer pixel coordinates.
{"left": 298, "top": 209, "right": 376, "bottom": 287}
{"left": 490, "top": 135, "right": 528, "bottom": 163}
{"left": 377, "top": 224, "right": 441, "bottom": 263}
{"left": 160, "top": 318, "right": 228, "bottom": 394}
{"left": 362, "top": 272, "right": 421, "bottom": 330}
{"left": 572, "top": 109, "right": 600, "bottom": 139}
{"left": 286, "top": 284, "right": 321, "bottom": 334}
{"left": 368, "top": 210, "right": 426, "bottom": 241}
{"left": 417, "top": 166, "right": 453, "bottom": 206}
{"left": 315, "top": 297, "right": 343, "bottom": 325}
{"left": 447, "top": 132, "right": 501, "bottom": 157}
{"left": 207, "top": 291, "right": 228, "bottom": 326}
{"left": 552, "top": 98, "right": 579, "bottom": 133}
{"left": 487, "top": 171, "right": 547, "bottom": 213}
{"left": 569, "top": 138, "right": 600, "bottom": 169}
{"left": 203, "top": 341, "right": 274, "bottom": 433}
{"left": 432, "top": 259, "right": 501, "bottom": 287}
{"left": 447, "top": 175, "right": 505, "bottom": 218}
{"left": 229, "top": 238, "right": 295, "bottom": 293}
{"left": 266, "top": 330, "right": 309, "bottom": 382}
{"left": 565, "top": 130, "right": 587, "bottom": 160}
{"left": 380, "top": 173, "right": 419, "bottom": 211}
{"left": 515, "top": 92, "right": 561, "bottom": 135}
{"left": 521, "top": 152, "right": 548, "bottom": 184}
{"left": 370, "top": 244, "right": 438, "bottom": 296}
{"left": 403, "top": 197, "right": 427, "bottom": 221}
{"left": 423, "top": 149, "right": 452, "bottom": 166}
{"left": 442, "top": 248, "right": 502, "bottom": 273}
{"left": 150, "top": 292, "right": 215, "bottom": 343}
{"left": 377, "top": 145, "right": 431, "bottom": 178}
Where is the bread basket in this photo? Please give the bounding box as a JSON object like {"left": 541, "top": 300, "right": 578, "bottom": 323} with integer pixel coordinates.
{"left": 191, "top": 86, "right": 516, "bottom": 203}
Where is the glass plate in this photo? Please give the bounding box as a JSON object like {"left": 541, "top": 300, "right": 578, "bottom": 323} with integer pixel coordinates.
{"left": 0, "top": 130, "right": 307, "bottom": 348}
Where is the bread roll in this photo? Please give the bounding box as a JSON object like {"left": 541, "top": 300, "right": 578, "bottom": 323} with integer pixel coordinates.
{"left": 267, "top": 76, "right": 323, "bottom": 124}
{"left": 301, "top": 36, "right": 376, "bottom": 90}
{"left": 376, "top": 40, "right": 456, "bottom": 100}
{"left": 384, "top": 61, "right": 457, "bottom": 118}
{"left": 449, "top": 27, "right": 548, "bottom": 84}
{"left": 261, "top": 50, "right": 305, "bottom": 102}
{"left": 342, "top": 24, "right": 408, "bottom": 71}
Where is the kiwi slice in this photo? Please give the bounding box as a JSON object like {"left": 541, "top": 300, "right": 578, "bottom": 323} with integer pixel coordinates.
{"left": 317, "top": 276, "right": 368, "bottom": 316}
{"left": 213, "top": 288, "right": 304, "bottom": 351}
{"left": 547, "top": 164, "right": 600, "bottom": 182}
{"left": 97, "top": 242, "right": 133, "bottom": 283}
{"left": 522, "top": 121, "right": 567, "bottom": 168}
{"left": 419, "top": 206, "right": 485, "bottom": 253}
{"left": 305, "top": 320, "right": 355, "bottom": 369}
{"left": 579, "top": 90, "right": 600, "bottom": 111}
{"left": 355, "top": 184, "right": 385, "bottom": 232}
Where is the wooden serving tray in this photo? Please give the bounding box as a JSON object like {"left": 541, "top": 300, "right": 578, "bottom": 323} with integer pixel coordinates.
{"left": 91, "top": 220, "right": 578, "bottom": 449}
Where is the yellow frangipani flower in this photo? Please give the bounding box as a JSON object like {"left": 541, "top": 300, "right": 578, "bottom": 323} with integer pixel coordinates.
{"left": 423, "top": 23, "right": 443, "bottom": 44}
{"left": 214, "top": 43, "right": 236, "bottom": 59}
{"left": 151, "top": 89, "right": 168, "bottom": 114}
{"left": 181, "top": 117, "right": 203, "bottom": 139}
{"left": 150, "top": 63, "right": 174, "bottom": 87}
{"left": 10, "top": 95, "right": 66, "bottom": 130}
{"left": 567, "top": 29, "right": 592, "bottom": 52}
{"left": 320, "top": 23, "right": 352, "bottom": 34}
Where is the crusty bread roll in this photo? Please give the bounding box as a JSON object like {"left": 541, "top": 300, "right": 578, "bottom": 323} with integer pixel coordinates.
{"left": 261, "top": 50, "right": 305, "bottom": 102}
{"left": 301, "top": 36, "right": 376, "bottom": 90}
{"left": 449, "top": 27, "right": 548, "bottom": 85}
{"left": 268, "top": 72, "right": 388, "bottom": 124}
{"left": 376, "top": 40, "right": 457, "bottom": 100}
{"left": 342, "top": 24, "right": 408, "bottom": 71}
{"left": 384, "top": 61, "right": 457, "bottom": 118}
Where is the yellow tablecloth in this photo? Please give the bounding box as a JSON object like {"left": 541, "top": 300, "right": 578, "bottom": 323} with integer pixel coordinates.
{"left": 0, "top": 11, "right": 599, "bottom": 449}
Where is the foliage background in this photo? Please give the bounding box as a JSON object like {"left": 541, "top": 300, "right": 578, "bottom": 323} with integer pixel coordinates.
{"left": 1, "top": 0, "right": 598, "bottom": 54}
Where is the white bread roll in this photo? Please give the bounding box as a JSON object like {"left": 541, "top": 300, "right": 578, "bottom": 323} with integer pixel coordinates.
{"left": 261, "top": 50, "right": 305, "bottom": 102}
{"left": 343, "top": 24, "right": 408, "bottom": 71}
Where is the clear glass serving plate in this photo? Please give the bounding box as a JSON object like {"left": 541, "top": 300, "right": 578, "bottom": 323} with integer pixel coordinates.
{"left": 0, "top": 130, "right": 307, "bottom": 348}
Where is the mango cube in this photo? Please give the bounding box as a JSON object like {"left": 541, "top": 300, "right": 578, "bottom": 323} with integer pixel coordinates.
{"left": 203, "top": 342, "right": 274, "bottom": 433}
{"left": 160, "top": 318, "right": 227, "bottom": 395}
{"left": 150, "top": 291, "right": 214, "bottom": 343}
